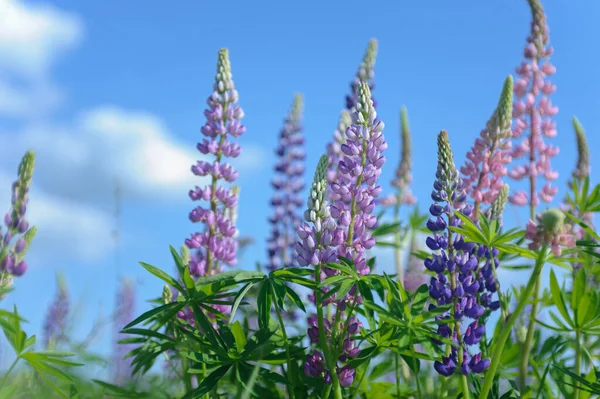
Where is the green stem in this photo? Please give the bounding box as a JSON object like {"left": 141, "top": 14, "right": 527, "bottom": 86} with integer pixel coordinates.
{"left": 395, "top": 353, "right": 402, "bottom": 399}
{"left": 518, "top": 270, "right": 542, "bottom": 391}
{"left": 479, "top": 246, "right": 547, "bottom": 399}
{"left": 181, "top": 356, "right": 193, "bottom": 394}
{"left": 574, "top": 329, "right": 582, "bottom": 399}
{"left": 409, "top": 344, "right": 423, "bottom": 399}
{"left": 460, "top": 374, "right": 471, "bottom": 399}
{"left": 315, "top": 264, "right": 343, "bottom": 399}
{"left": 273, "top": 291, "right": 296, "bottom": 399}
{"left": 0, "top": 357, "right": 19, "bottom": 387}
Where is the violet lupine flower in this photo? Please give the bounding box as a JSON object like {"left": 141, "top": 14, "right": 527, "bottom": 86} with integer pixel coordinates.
{"left": 525, "top": 208, "right": 576, "bottom": 257}
{"left": 330, "top": 81, "right": 386, "bottom": 277}
{"left": 508, "top": 0, "right": 559, "bottom": 206}
{"left": 326, "top": 39, "right": 378, "bottom": 188}
{"left": 425, "top": 131, "right": 490, "bottom": 376}
{"left": 461, "top": 76, "right": 513, "bottom": 219}
{"left": 380, "top": 106, "right": 416, "bottom": 207}
{"left": 42, "top": 274, "right": 70, "bottom": 348}
{"left": 113, "top": 278, "right": 136, "bottom": 385}
{"left": 0, "top": 151, "right": 36, "bottom": 281}
{"left": 296, "top": 156, "right": 361, "bottom": 386}
{"left": 185, "top": 48, "right": 244, "bottom": 278}
{"left": 266, "top": 94, "right": 305, "bottom": 272}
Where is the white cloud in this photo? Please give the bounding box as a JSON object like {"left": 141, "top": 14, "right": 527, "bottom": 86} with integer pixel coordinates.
{"left": 0, "top": 106, "right": 266, "bottom": 207}
{"left": 0, "top": 170, "right": 113, "bottom": 262}
{"left": 0, "top": 0, "right": 83, "bottom": 77}
{"left": 0, "top": 0, "right": 82, "bottom": 117}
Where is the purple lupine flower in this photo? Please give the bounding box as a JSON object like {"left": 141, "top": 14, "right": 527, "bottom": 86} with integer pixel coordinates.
{"left": 113, "top": 278, "right": 136, "bottom": 385}
{"left": 508, "top": 0, "right": 559, "bottom": 206}
{"left": 461, "top": 76, "right": 513, "bottom": 220}
{"left": 266, "top": 94, "right": 305, "bottom": 272}
{"left": 185, "top": 48, "right": 244, "bottom": 278}
{"left": 299, "top": 82, "right": 385, "bottom": 388}
{"left": 326, "top": 39, "right": 378, "bottom": 188}
{"left": 42, "top": 274, "right": 69, "bottom": 348}
{"left": 330, "top": 81, "right": 386, "bottom": 277}
{"left": 0, "top": 151, "right": 36, "bottom": 284}
{"left": 425, "top": 131, "right": 490, "bottom": 376}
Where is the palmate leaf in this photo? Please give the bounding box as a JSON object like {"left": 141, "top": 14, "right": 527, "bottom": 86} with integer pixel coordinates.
{"left": 139, "top": 262, "right": 184, "bottom": 294}
{"left": 549, "top": 269, "right": 575, "bottom": 328}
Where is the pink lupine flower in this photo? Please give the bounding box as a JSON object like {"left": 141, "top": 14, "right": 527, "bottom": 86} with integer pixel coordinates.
{"left": 525, "top": 209, "right": 575, "bottom": 257}
{"left": 508, "top": 0, "right": 559, "bottom": 207}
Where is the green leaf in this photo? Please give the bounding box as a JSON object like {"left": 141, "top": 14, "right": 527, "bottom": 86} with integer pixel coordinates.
{"left": 182, "top": 366, "right": 231, "bottom": 398}
{"left": 549, "top": 269, "right": 575, "bottom": 328}
{"left": 257, "top": 280, "right": 272, "bottom": 330}
{"left": 123, "top": 302, "right": 184, "bottom": 329}
{"left": 183, "top": 266, "right": 195, "bottom": 292}
{"left": 284, "top": 285, "right": 306, "bottom": 313}
{"left": 229, "top": 282, "right": 255, "bottom": 323}
{"left": 139, "top": 262, "right": 184, "bottom": 293}
{"left": 231, "top": 321, "right": 247, "bottom": 353}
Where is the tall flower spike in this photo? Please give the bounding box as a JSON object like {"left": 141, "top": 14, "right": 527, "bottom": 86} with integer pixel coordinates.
{"left": 0, "top": 150, "right": 36, "bottom": 280}
{"left": 461, "top": 76, "right": 513, "bottom": 220}
{"left": 381, "top": 107, "right": 416, "bottom": 207}
{"left": 571, "top": 117, "right": 590, "bottom": 181}
{"left": 346, "top": 39, "right": 378, "bottom": 111}
{"left": 266, "top": 94, "right": 305, "bottom": 272}
{"left": 427, "top": 131, "right": 491, "bottom": 376}
{"left": 186, "top": 48, "right": 244, "bottom": 279}
{"left": 508, "top": 0, "right": 559, "bottom": 207}
{"left": 327, "top": 40, "right": 379, "bottom": 189}
{"left": 486, "top": 184, "right": 510, "bottom": 225}
{"left": 331, "top": 81, "right": 386, "bottom": 276}
{"left": 42, "top": 274, "right": 70, "bottom": 348}
{"left": 113, "top": 278, "right": 135, "bottom": 385}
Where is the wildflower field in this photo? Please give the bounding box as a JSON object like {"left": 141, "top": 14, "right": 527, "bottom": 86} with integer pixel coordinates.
{"left": 1, "top": 0, "right": 600, "bottom": 397}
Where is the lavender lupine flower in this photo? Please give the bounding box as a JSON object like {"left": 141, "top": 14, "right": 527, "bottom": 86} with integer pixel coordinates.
{"left": 185, "top": 48, "right": 244, "bottom": 277}
{"left": 326, "top": 39, "right": 378, "bottom": 188}
{"left": 330, "top": 81, "right": 386, "bottom": 277}
{"left": 525, "top": 208, "right": 576, "bottom": 256}
{"left": 266, "top": 94, "right": 305, "bottom": 272}
{"left": 42, "top": 274, "right": 70, "bottom": 348}
{"left": 508, "top": 0, "right": 559, "bottom": 206}
{"left": 113, "top": 278, "right": 136, "bottom": 385}
{"left": 345, "top": 39, "right": 378, "bottom": 112}
{"left": 380, "top": 106, "right": 416, "bottom": 207}
{"left": 0, "top": 151, "right": 36, "bottom": 282}
{"left": 461, "top": 76, "right": 513, "bottom": 219}
{"left": 425, "top": 131, "right": 490, "bottom": 376}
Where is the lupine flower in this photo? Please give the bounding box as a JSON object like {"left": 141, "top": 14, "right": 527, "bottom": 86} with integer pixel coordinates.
{"left": 330, "top": 81, "right": 386, "bottom": 277}
{"left": 185, "top": 48, "right": 244, "bottom": 277}
{"left": 485, "top": 184, "right": 510, "bottom": 225}
{"left": 461, "top": 76, "right": 513, "bottom": 219}
{"left": 266, "top": 94, "right": 305, "bottom": 272}
{"left": 570, "top": 117, "right": 590, "bottom": 182}
{"left": 42, "top": 274, "right": 70, "bottom": 348}
{"left": 326, "top": 39, "right": 378, "bottom": 188}
{"left": 113, "top": 278, "right": 136, "bottom": 385}
{"left": 508, "top": 0, "right": 559, "bottom": 206}
{"left": 425, "top": 131, "right": 491, "bottom": 376}
{"left": 525, "top": 208, "right": 576, "bottom": 256}
{"left": 380, "top": 106, "right": 416, "bottom": 207}
{"left": 0, "top": 151, "right": 36, "bottom": 281}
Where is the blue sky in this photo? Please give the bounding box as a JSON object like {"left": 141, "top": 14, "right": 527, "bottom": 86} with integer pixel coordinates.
{"left": 0, "top": 0, "right": 599, "bottom": 370}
